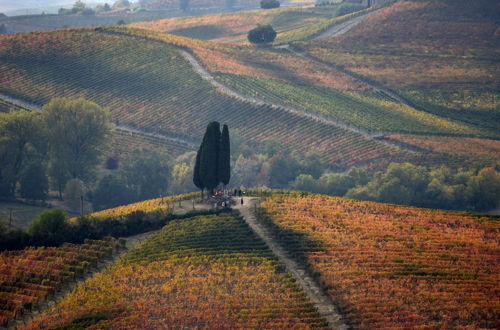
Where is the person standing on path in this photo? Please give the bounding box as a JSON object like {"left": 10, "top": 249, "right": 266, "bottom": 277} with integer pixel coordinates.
{"left": 241, "top": 198, "right": 244, "bottom": 205}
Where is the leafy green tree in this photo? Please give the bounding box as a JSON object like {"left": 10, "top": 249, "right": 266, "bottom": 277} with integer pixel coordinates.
{"left": 199, "top": 122, "right": 221, "bottom": 190}
{"left": 93, "top": 174, "right": 132, "bottom": 211}
{"left": 248, "top": 25, "right": 277, "bottom": 44}
{"left": 64, "top": 178, "right": 86, "bottom": 213}
{"left": 42, "top": 98, "right": 112, "bottom": 195}
{"left": 113, "top": 0, "right": 130, "bottom": 8}
{"left": 465, "top": 168, "right": 500, "bottom": 211}
{"left": 29, "top": 209, "right": 69, "bottom": 245}
{"left": 218, "top": 124, "right": 231, "bottom": 186}
{"left": 289, "top": 174, "right": 319, "bottom": 192}
{"left": 19, "top": 162, "right": 49, "bottom": 201}
{"left": 121, "top": 149, "right": 170, "bottom": 201}
{"left": 268, "top": 153, "right": 301, "bottom": 188}
{"left": 0, "top": 110, "right": 44, "bottom": 199}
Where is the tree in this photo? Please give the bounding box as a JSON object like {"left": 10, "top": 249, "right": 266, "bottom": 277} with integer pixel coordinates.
{"left": 103, "top": 3, "right": 112, "bottom": 11}
{"left": 248, "top": 25, "right": 277, "bottom": 44}
{"left": 19, "top": 162, "right": 49, "bottom": 201}
{"left": 260, "top": 0, "right": 280, "bottom": 9}
{"left": 199, "top": 122, "right": 221, "bottom": 191}
{"left": 42, "top": 98, "right": 112, "bottom": 193}
{"left": 218, "top": 124, "right": 231, "bottom": 186}
{"left": 64, "top": 178, "right": 86, "bottom": 213}
{"left": 113, "top": 0, "right": 130, "bottom": 8}
{"left": 193, "top": 145, "right": 204, "bottom": 195}
{"left": 93, "top": 174, "right": 132, "bottom": 211}
{"left": 0, "top": 110, "right": 44, "bottom": 199}
{"left": 29, "top": 209, "right": 69, "bottom": 245}
{"left": 120, "top": 149, "right": 170, "bottom": 201}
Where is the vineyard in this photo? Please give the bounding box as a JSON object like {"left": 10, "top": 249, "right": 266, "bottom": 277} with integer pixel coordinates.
{"left": 0, "top": 237, "right": 122, "bottom": 327}
{"left": 301, "top": 0, "right": 500, "bottom": 137}
{"left": 384, "top": 135, "right": 500, "bottom": 159}
{"left": 0, "top": 28, "right": 401, "bottom": 168}
{"left": 133, "top": 4, "right": 368, "bottom": 45}
{"left": 257, "top": 194, "right": 500, "bottom": 328}
{"left": 82, "top": 192, "right": 199, "bottom": 221}
{"left": 23, "top": 213, "right": 328, "bottom": 329}
{"left": 111, "top": 129, "right": 194, "bottom": 160}
{"left": 216, "top": 73, "right": 484, "bottom": 136}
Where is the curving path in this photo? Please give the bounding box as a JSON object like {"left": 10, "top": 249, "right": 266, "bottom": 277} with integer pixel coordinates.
{"left": 235, "top": 197, "right": 349, "bottom": 329}
{"left": 180, "top": 50, "right": 412, "bottom": 153}
{"left": 313, "top": 10, "right": 381, "bottom": 40}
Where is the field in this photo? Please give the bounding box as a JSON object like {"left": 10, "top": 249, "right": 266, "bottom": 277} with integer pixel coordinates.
{"left": 0, "top": 28, "right": 400, "bottom": 168}
{"left": 216, "top": 73, "right": 485, "bottom": 136}
{"left": 301, "top": 0, "right": 500, "bottom": 137}
{"left": 133, "top": 5, "right": 364, "bottom": 44}
{"left": 257, "top": 194, "right": 500, "bottom": 328}
{"left": 0, "top": 202, "right": 50, "bottom": 228}
{"left": 23, "top": 213, "right": 328, "bottom": 328}
{"left": 0, "top": 237, "right": 122, "bottom": 327}
{"left": 384, "top": 135, "right": 500, "bottom": 158}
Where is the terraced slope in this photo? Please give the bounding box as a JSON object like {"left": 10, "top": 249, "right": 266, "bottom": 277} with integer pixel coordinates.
{"left": 0, "top": 238, "right": 122, "bottom": 327}
{"left": 0, "top": 28, "right": 400, "bottom": 168}
{"left": 133, "top": 5, "right": 366, "bottom": 44}
{"left": 257, "top": 193, "right": 500, "bottom": 329}
{"left": 23, "top": 213, "right": 328, "bottom": 329}
{"left": 301, "top": 0, "right": 500, "bottom": 137}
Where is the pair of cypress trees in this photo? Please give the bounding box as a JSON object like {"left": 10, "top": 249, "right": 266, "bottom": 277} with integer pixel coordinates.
{"left": 193, "top": 122, "right": 230, "bottom": 194}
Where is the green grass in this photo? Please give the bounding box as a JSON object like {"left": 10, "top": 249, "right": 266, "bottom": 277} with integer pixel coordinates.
{"left": 0, "top": 202, "right": 50, "bottom": 228}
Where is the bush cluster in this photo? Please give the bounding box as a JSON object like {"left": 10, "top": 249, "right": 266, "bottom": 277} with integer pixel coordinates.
{"left": 0, "top": 208, "right": 228, "bottom": 251}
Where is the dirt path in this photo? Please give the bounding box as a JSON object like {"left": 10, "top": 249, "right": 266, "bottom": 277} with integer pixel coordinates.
{"left": 180, "top": 50, "right": 411, "bottom": 153}
{"left": 313, "top": 10, "right": 380, "bottom": 40}
{"left": 0, "top": 92, "right": 196, "bottom": 150}
{"left": 8, "top": 229, "right": 160, "bottom": 329}
{"left": 235, "top": 197, "right": 349, "bottom": 329}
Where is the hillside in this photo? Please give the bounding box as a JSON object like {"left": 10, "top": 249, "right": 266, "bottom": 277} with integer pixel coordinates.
{"left": 133, "top": 4, "right": 361, "bottom": 44}
{"left": 23, "top": 213, "right": 328, "bottom": 328}
{"left": 0, "top": 28, "right": 405, "bottom": 168}
{"left": 300, "top": 0, "right": 500, "bottom": 136}
{"left": 257, "top": 192, "right": 500, "bottom": 329}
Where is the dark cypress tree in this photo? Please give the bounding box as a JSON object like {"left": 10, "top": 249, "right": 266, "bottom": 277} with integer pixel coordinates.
{"left": 193, "top": 145, "right": 204, "bottom": 196}
{"left": 218, "top": 124, "right": 231, "bottom": 186}
{"left": 199, "top": 122, "right": 220, "bottom": 191}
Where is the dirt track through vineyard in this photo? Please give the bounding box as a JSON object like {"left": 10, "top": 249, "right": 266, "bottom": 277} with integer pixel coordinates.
{"left": 235, "top": 197, "right": 349, "bottom": 329}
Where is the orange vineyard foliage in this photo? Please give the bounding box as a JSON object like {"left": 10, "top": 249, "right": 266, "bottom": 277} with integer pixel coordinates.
{"left": 0, "top": 238, "right": 122, "bottom": 326}
{"left": 23, "top": 213, "right": 328, "bottom": 329}
{"left": 258, "top": 194, "right": 499, "bottom": 328}
{"left": 385, "top": 135, "right": 500, "bottom": 158}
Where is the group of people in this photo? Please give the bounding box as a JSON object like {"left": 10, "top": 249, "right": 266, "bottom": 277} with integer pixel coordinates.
{"left": 211, "top": 188, "right": 245, "bottom": 208}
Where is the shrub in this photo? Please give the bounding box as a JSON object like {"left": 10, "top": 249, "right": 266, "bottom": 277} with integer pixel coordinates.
{"left": 247, "top": 25, "right": 277, "bottom": 44}
{"left": 29, "top": 209, "right": 69, "bottom": 245}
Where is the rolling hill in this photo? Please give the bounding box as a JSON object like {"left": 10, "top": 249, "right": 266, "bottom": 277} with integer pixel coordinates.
{"left": 0, "top": 27, "right": 405, "bottom": 168}
{"left": 300, "top": 0, "right": 500, "bottom": 136}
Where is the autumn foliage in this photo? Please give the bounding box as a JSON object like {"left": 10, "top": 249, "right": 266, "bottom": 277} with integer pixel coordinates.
{"left": 0, "top": 238, "right": 122, "bottom": 326}
{"left": 23, "top": 213, "right": 327, "bottom": 328}
{"left": 258, "top": 194, "right": 499, "bottom": 328}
